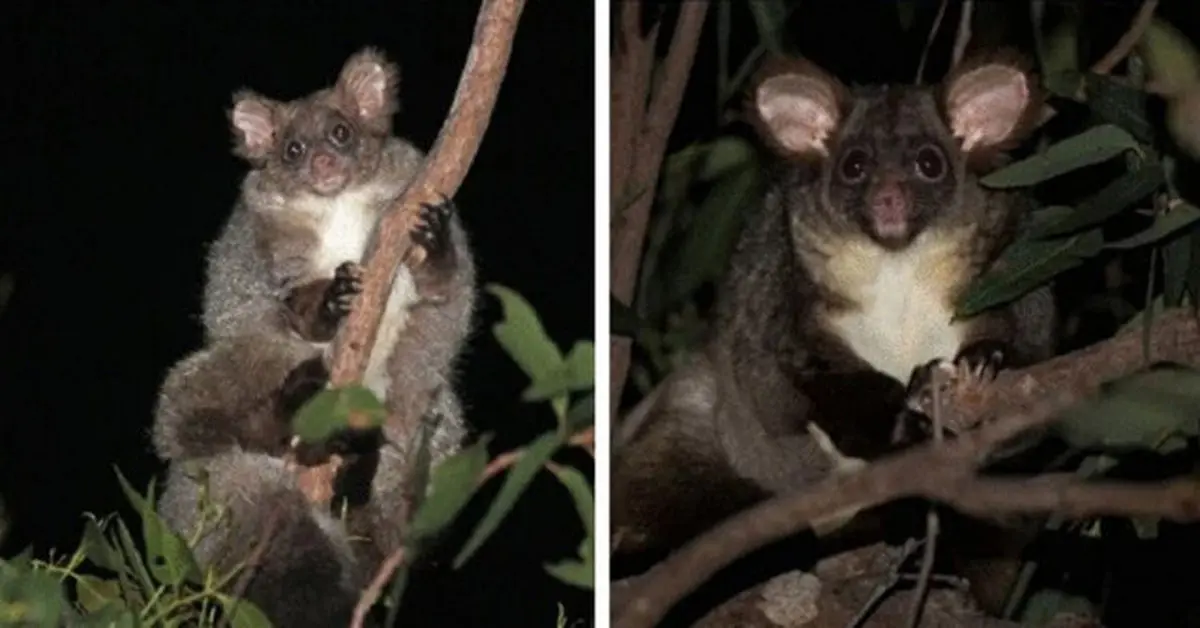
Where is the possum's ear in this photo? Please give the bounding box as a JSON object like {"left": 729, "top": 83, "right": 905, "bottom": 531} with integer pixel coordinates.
{"left": 230, "top": 90, "right": 278, "bottom": 162}
{"left": 336, "top": 46, "right": 400, "bottom": 134}
{"left": 749, "top": 56, "right": 847, "bottom": 159}
{"left": 940, "top": 50, "right": 1042, "bottom": 157}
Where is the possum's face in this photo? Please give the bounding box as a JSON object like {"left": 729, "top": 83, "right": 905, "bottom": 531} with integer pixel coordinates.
{"left": 824, "top": 87, "right": 962, "bottom": 249}
{"left": 751, "top": 54, "right": 1039, "bottom": 249}
{"left": 228, "top": 47, "right": 401, "bottom": 198}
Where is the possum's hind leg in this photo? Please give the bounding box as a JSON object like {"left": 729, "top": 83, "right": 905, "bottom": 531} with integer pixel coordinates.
{"left": 157, "top": 451, "right": 366, "bottom": 628}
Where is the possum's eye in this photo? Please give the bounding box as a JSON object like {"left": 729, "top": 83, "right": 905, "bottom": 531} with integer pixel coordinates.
{"left": 914, "top": 144, "right": 946, "bottom": 182}
{"left": 837, "top": 147, "right": 870, "bottom": 184}
{"left": 329, "top": 122, "right": 354, "bottom": 146}
{"left": 283, "top": 140, "right": 306, "bottom": 164}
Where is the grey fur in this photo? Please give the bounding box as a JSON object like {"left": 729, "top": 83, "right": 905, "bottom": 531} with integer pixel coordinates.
{"left": 151, "top": 48, "right": 476, "bottom": 626}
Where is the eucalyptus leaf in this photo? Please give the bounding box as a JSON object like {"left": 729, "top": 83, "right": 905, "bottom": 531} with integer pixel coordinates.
{"left": 0, "top": 564, "right": 69, "bottom": 626}
{"left": 562, "top": 341, "right": 595, "bottom": 391}
{"left": 544, "top": 463, "right": 594, "bottom": 589}
{"left": 1107, "top": 201, "right": 1200, "bottom": 249}
{"left": 291, "top": 385, "right": 387, "bottom": 443}
{"left": 1055, "top": 368, "right": 1200, "bottom": 450}
{"left": 1017, "top": 588, "right": 1096, "bottom": 625}
{"left": 80, "top": 515, "right": 124, "bottom": 574}
{"left": 1163, "top": 232, "right": 1192, "bottom": 306}
{"left": 112, "top": 519, "right": 153, "bottom": 597}
{"left": 115, "top": 470, "right": 202, "bottom": 587}
{"left": 957, "top": 230, "right": 1104, "bottom": 317}
{"left": 1084, "top": 73, "right": 1157, "bottom": 143}
{"left": 664, "top": 165, "right": 759, "bottom": 307}
{"left": 487, "top": 284, "right": 564, "bottom": 386}
{"left": 217, "top": 594, "right": 273, "bottom": 628}
{"left": 698, "top": 136, "right": 756, "bottom": 181}
{"left": 566, "top": 393, "right": 595, "bottom": 434}
{"left": 1138, "top": 18, "right": 1200, "bottom": 95}
{"left": 981, "top": 124, "right": 1141, "bottom": 188}
{"left": 74, "top": 605, "right": 140, "bottom": 628}
{"left": 407, "top": 436, "right": 492, "bottom": 545}
{"left": 1031, "top": 161, "right": 1165, "bottom": 238}
{"left": 895, "top": 1, "right": 916, "bottom": 32}
{"left": 74, "top": 575, "right": 122, "bottom": 614}
{"left": 455, "top": 431, "right": 565, "bottom": 568}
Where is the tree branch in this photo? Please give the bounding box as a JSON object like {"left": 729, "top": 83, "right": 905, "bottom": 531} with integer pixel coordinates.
{"left": 610, "top": 1, "right": 711, "bottom": 421}
{"left": 295, "top": 0, "right": 526, "bottom": 504}
{"left": 613, "top": 309, "right": 1200, "bottom": 628}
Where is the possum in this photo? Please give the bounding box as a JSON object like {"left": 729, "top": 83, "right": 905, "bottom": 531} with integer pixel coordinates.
{"left": 612, "top": 51, "right": 1058, "bottom": 615}
{"left": 150, "top": 47, "right": 475, "bottom": 626}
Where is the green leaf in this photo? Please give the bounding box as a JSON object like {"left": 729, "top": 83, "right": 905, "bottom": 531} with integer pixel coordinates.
{"left": 80, "top": 515, "right": 124, "bottom": 574}
{"left": 544, "top": 464, "right": 594, "bottom": 589}
{"left": 383, "top": 559, "right": 413, "bottom": 628}
{"left": 664, "top": 165, "right": 759, "bottom": 307}
{"left": 1138, "top": 18, "right": 1200, "bottom": 95}
{"left": 291, "top": 385, "right": 387, "bottom": 443}
{"left": 1017, "top": 588, "right": 1096, "bottom": 625}
{"left": 1131, "top": 517, "right": 1161, "bottom": 539}
{"left": 74, "top": 604, "right": 140, "bottom": 628}
{"left": 0, "top": 562, "right": 69, "bottom": 626}
{"left": 1107, "top": 201, "right": 1200, "bottom": 249}
{"left": 112, "top": 519, "right": 154, "bottom": 598}
{"left": 74, "top": 575, "right": 122, "bottom": 615}
{"left": 455, "top": 431, "right": 565, "bottom": 568}
{"left": 1055, "top": 368, "right": 1200, "bottom": 450}
{"left": 746, "top": 0, "right": 786, "bottom": 53}
{"left": 980, "top": 124, "right": 1141, "bottom": 188}
{"left": 1084, "top": 73, "right": 1157, "bottom": 143}
{"left": 407, "top": 436, "right": 492, "bottom": 545}
{"left": 1040, "top": 20, "right": 1080, "bottom": 83}
{"left": 1031, "top": 161, "right": 1166, "bottom": 238}
{"left": 566, "top": 394, "right": 595, "bottom": 434}
{"left": 487, "top": 284, "right": 565, "bottom": 386}
{"left": 957, "top": 230, "right": 1104, "bottom": 317}
{"left": 115, "top": 470, "right": 201, "bottom": 587}
{"left": 1162, "top": 232, "right": 1192, "bottom": 306}
{"left": 563, "top": 341, "right": 594, "bottom": 391}
{"left": 217, "top": 594, "right": 274, "bottom": 628}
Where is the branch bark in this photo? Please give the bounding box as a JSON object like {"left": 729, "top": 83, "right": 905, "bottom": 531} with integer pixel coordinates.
{"left": 294, "top": 0, "right": 526, "bottom": 504}
{"left": 613, "top": 308, "right": 1200, "bottom": 628}
{"left": 610, "top": 1, "right": 711, "bottom": 421}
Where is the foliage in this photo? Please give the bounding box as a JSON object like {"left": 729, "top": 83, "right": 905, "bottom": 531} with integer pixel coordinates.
{"left": 0, "top": 285, "right": 592, "bottom": 626}
{"left": 616, "top": 1, "right": 1200, "bottom": 625}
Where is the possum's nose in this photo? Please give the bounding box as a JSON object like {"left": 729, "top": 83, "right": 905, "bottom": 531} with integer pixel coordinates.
{"left": 312, "top": 152, "right": 335, "bottom": 176}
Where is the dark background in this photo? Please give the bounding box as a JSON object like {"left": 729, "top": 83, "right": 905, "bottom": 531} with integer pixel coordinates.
{"left": 0, "top": 2, "right": 594, "bottom": 626}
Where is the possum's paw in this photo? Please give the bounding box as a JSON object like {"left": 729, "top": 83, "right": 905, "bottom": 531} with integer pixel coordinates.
{"left": 413, "top": 197, "right": 455, "bottom": 264}
{"left": 278, "top": 356, "right": 331, "bottom": 422}
{"left": 321, "top": 261, "right": 363, "bottom": 322}
{"left": 896, "top": 340, "right": 1008, "bottom": 441}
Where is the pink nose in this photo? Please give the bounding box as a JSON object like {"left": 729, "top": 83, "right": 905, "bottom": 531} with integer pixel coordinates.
{"left": 871, "top": 182, "right": 909, "bottom": 223}
{"left": 312, "top": 153, "right": 334, "bottom": 174}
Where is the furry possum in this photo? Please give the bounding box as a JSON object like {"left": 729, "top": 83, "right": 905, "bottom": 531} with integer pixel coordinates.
{"left": 150, "top": 47, "right": 476, "bottom": 626}
{"left": 613, "top": 51, "right": 1058, "bottom": 616}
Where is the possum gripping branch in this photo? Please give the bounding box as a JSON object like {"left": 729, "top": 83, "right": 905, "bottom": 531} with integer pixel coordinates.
{"left": 294, "top": 0, "right": 527, "bottom": 506}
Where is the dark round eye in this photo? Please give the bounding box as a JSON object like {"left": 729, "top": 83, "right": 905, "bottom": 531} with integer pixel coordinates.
{"left": 914, "top": 145, "right": 946, "bottom": 181}
{"left": 838, "top": 148, "right": 870, "bottom": 183}
{"left": 283, "top": 140, "right": 305, "bottom": 163}
{"left": 329, "top": 122, "right": 353, "bottom": 146}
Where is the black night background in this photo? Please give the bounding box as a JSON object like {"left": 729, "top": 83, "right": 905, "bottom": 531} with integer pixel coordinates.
{"left": 0, "top": 2, "right": 594, "bottom": 626}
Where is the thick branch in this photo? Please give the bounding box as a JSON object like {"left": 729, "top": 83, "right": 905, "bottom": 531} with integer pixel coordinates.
{"left": 613, "top": 308, "right": 1200, "bottom": 628}
{"left": 610, "top": 2, "right": 710, "bottom": 420}
{"left": 292, "top": 0, "right": 525, "bottom": 505}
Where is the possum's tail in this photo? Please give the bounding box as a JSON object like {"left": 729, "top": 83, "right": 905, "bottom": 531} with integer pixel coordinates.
{"left": 157, "top": 451, "right": 366, "bottom": 628}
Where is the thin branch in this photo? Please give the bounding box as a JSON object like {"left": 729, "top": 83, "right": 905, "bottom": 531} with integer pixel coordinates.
{"left": 613, "top": 309, "right": 1200, "bottom": 628}
{"left": 915, "top": 0, "right": 951, "bottom": 84}
{"left": 1090, "top": 0, "right": 1160, "bottom": 74}
{"left": 351, "top": 547, "right": 408, "bottom": 628}
{"left": 610, "top": 2, "right": 711, "bottom": 421}
{"left": 951, "top": 0, "right": 973, "bottom": 67}
{"left": 1039, "top": 0, "right": 1160, "bottom": 124}
{"left": 295, "top": 0, "right": 526, "bottom": 504}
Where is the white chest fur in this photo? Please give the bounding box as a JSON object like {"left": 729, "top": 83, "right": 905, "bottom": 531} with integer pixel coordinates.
{"left": 821, "top": 233, "right": 968, "bottom": 383}
{"left": 294, "top": 186, "right": 419, "bottom": 402}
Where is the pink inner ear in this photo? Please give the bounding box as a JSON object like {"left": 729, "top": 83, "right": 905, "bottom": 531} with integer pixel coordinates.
{"left": 346, "top": 64, "right": 387, "bottom": 119}
{"left": 947, "top": 66, "right": 1029, "bottom": 151}
{"left": 756, "top": 75, "right": 838, "bottom": 155}
{"left": 232, "top": 101, "right": 274, "bottom": 153}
